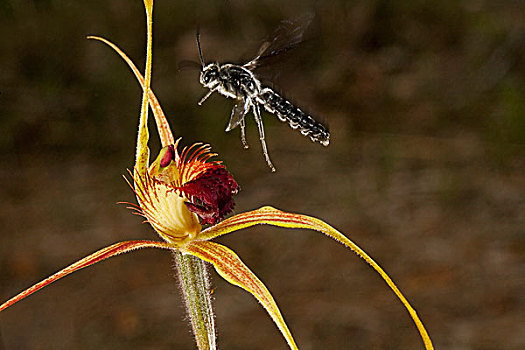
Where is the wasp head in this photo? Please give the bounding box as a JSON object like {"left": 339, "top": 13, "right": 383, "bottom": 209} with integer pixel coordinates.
{"left": 200, "top": 63, "right": 220, "bottom": 88}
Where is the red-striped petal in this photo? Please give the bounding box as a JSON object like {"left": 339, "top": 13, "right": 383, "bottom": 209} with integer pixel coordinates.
{"left": 182, "top": 240, "right": 298, "bottom": 350}
{"left": 0, "top": 240, "right": 172, "bottom": 312}
{"left": 197, "top": 206, "right": 434, "bottom": 350}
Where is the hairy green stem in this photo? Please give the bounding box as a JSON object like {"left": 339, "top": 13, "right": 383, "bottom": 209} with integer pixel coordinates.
{"left": 174, "top": 250, "right": 216, "bottom": 350}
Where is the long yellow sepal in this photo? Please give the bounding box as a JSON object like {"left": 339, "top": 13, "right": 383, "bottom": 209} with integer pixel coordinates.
{"left": 86, "top": 35, "right": 174, "bottom": 148}
{"left": 134, "top": 0, "right": 154, "bottom": 175}
{"left": 0, "top": 240, "right": 173, "bottom": 312}
{"left": 198, "top": 206, "right": 434, "bottom": 350}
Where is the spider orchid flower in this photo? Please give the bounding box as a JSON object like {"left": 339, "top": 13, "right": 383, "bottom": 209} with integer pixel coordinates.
{"left": 0, "top": 1, "right": 434, "bottom": 350}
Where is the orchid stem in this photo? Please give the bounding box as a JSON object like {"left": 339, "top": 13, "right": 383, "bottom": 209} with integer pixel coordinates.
{"left": 174, "top": 250, "right": 216, "bottom": 350}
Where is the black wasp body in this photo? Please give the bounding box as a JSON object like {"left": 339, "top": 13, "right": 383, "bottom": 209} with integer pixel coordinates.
{"left": 196, "top": 17, "right": 330, "bottom": 172}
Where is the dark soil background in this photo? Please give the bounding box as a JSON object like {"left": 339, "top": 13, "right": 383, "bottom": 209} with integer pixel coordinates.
{"left": 1, "top": 1, "right": 524, "bottom": 349}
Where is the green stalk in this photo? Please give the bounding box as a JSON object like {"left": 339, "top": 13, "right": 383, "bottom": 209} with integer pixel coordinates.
{"left": 174, "top": 250, "right": 216, "bottom": 350}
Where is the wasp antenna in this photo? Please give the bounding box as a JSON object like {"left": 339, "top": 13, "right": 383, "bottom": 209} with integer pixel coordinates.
{"left": 196, "top": 29, "right": 205, "bottom": 67}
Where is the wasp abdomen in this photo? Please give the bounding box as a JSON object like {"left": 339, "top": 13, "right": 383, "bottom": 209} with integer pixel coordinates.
{"left": 260, "top": 88, "right": 330, "bottom": 146}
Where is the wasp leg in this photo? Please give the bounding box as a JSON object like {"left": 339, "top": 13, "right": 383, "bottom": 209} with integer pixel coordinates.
{"left": 198, "top": 88, "right": 216, "bottom": 105}
{"left": 240, "top": 117, "right": 249, "bottom": 149}
{"left": 226, "top": 101, "right": 250, "bottom": 149}
{"left": 239, "top": 99, "right": 252, "bottom": 149}
{"left": 252, "top": 102, "right": 276, "bottom": 172}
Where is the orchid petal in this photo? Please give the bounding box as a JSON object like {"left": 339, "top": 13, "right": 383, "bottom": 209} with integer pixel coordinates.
{"left": 87, "top": 35, "right": 174, "bottom": 148}
{"left": 182, "top": 240, "right": 299, "bottom": 350}
{"left": 0, "top": 240, "right": 172, "bottom": 312}
{"left": 199, "top": 206, "right": 434, "bottom": 350}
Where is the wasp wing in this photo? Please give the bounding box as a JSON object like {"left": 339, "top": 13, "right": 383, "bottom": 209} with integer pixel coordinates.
{"left": 177, "top": 59, "right": 202, "bottom": 71}
{"left": 225, "top": 100, "right": 250, "bottom": 132}
{"left": 244, "top": 13, "right": 314, "bottom": 70}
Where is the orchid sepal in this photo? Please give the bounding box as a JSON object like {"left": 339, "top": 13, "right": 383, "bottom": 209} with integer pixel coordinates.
{"left": 0, "top": 240, "right": 173, "bottom": 313}
{"left": 182, "top": 240, "right": 299, "bottom": 350}
{"left": 86, "top": 35, "right": 175, "bottom": 148}
{"left": 198, "top": 206, "right": 434, "bottom": 350}
{"left": 135, "top": 0, "right": 154, "bottom": 173}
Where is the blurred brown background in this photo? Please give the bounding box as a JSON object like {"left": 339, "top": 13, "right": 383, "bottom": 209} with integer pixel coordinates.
{"left": 1, "top": 0, "right": 524, "bottom": 349}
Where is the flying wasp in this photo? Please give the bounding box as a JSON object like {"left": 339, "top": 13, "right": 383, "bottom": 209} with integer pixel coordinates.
{"left": 196, "top": 15, "right": 330, "bottom": 172}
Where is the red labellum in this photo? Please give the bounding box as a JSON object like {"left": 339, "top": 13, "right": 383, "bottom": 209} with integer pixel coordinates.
{"left": 180, "top": 166, "right": 239, "bottom": 225}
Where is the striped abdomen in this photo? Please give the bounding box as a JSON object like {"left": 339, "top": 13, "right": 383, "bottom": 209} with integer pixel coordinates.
{"left": 259, "top": 87, "right": 330, "bottom": 146}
